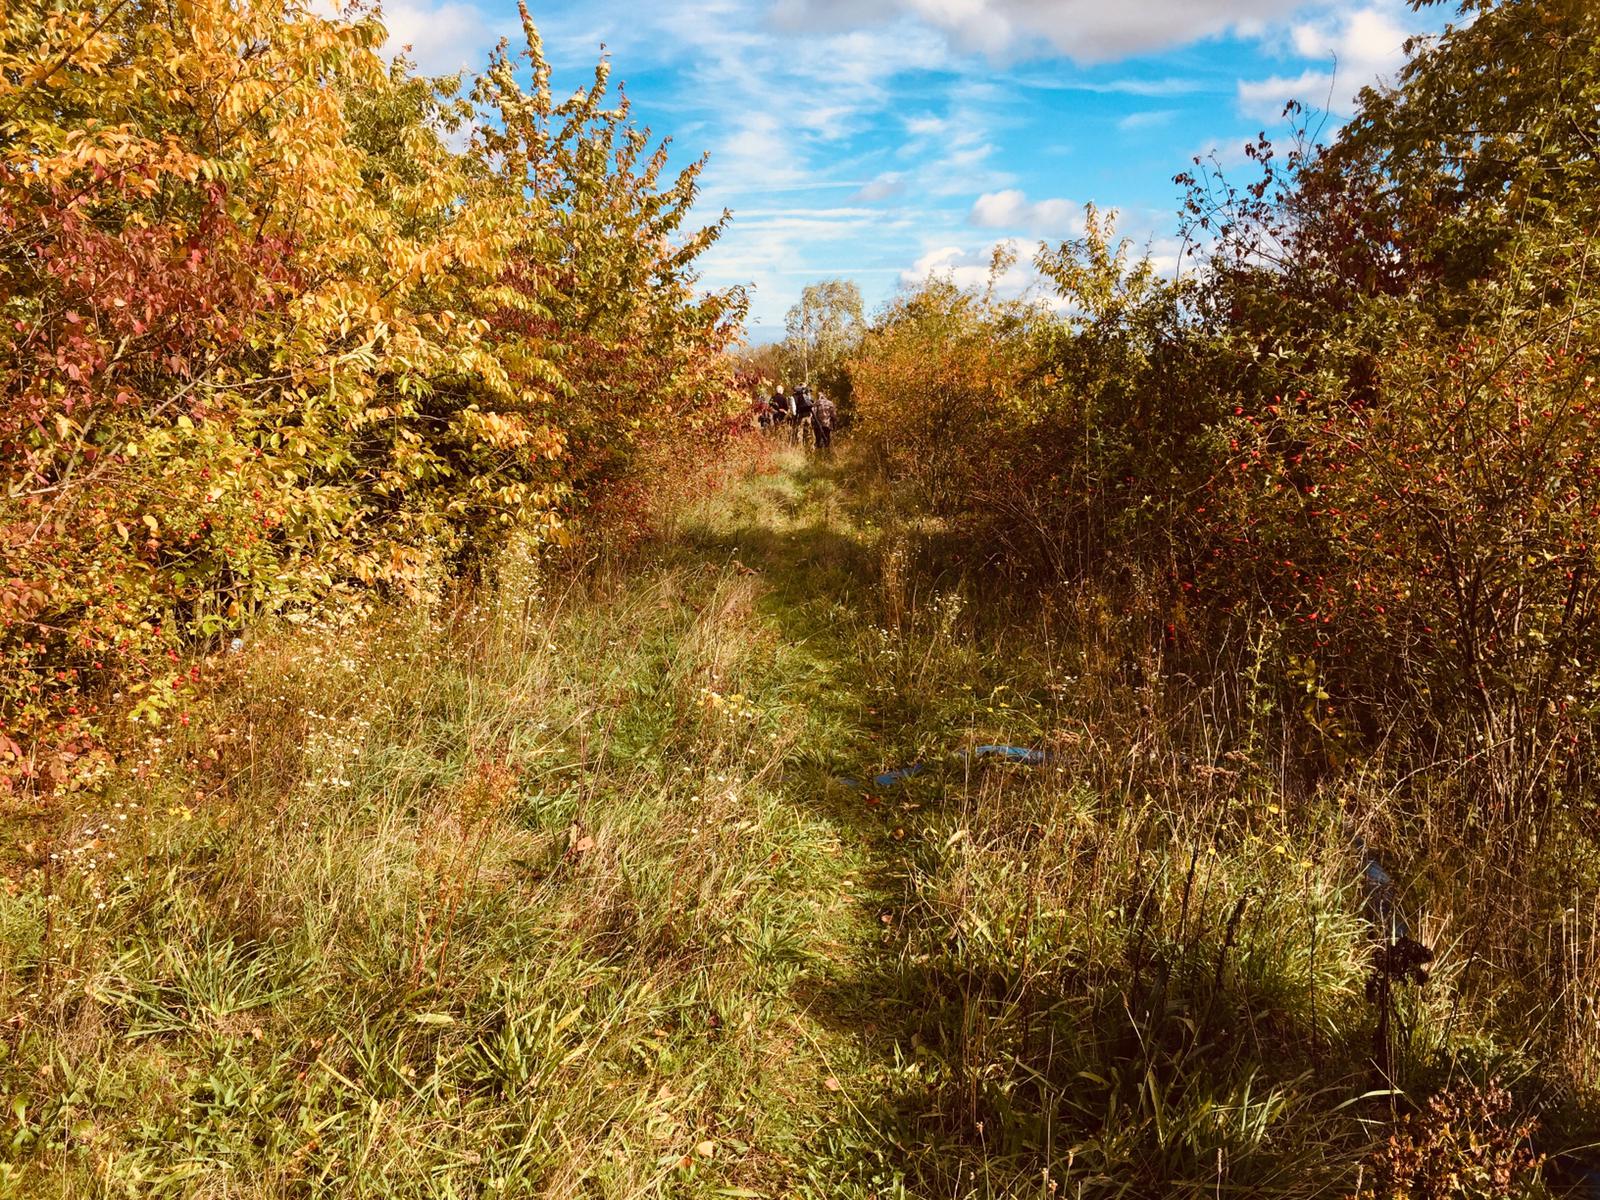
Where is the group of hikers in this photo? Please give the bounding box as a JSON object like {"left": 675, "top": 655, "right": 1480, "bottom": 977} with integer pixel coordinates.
{"left": 758, "top": 382, "right": 836, "bottom": 450}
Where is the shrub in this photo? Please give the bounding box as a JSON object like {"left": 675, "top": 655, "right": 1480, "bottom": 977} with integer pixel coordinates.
{"left": 1358, "top": 1080, "right": 1544, "bottom": 1200}
{"left": 0, "top": 0, "right": 745, "bottom": 789}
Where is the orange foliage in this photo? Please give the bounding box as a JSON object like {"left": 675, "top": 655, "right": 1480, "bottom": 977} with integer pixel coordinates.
{"left": 0, "top": 0, "right": 745, "bottom": 788}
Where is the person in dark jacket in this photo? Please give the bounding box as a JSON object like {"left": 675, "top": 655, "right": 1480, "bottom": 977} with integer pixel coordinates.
{"left": 766, "top": 384, "right": 789, "bottom": 432}
{"left": 791, "top": 385, "right": 814, "bottom": 446}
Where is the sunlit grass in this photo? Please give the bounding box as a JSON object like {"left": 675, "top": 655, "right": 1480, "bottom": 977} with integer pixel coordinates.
{"left": 0, "top": 442, "right": 1587, "bottom": 1196}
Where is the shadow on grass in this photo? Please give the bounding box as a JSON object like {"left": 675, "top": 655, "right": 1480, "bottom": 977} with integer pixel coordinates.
{"left": 789, "top": 908, "right": 1369, "bottom": 1196}
{"left": 659, "top": 450, "right": 1373, "bottom": 1196}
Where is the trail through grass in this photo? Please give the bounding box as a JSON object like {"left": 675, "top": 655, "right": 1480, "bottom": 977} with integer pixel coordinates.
{"left": 2, "top": 445, "right": 1573, "bottom": 1197}
{"left": 665, "top": 447, "right": 924, "bottom": 1196}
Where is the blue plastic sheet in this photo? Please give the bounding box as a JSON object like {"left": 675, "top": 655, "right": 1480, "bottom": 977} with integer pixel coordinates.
{"left": 872, "top": 763, "right": 929, "bottom": 787}
{"left": 837, "top": 745, "right": 1048, "bottom": 791}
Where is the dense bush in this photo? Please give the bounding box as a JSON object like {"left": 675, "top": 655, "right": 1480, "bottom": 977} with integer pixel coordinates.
{"left": 852, "top": 0, "right": 1600, "bottom": 820}
{"left": 0, "top": 0, "right": 745, "bottom": 789}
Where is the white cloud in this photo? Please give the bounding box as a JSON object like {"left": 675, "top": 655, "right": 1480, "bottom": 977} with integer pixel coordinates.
{"left": 1144, "top": 233, "right": 1188, "bottom": 277}
{"left": 969, "top": 189, "right": 1085, "bottom": 237}
{"left": 904, "top": 216, "right": 1190, "bottom": 298}
{"left": 905, "top": 113, "right": 955, "bottom": 138}
{"left": 1236, "top": 68, "right": 1335, "bottom": 120}
{"left": 1291, "top": 4, "right": 1411, "bottom": 69}
{"left": 1236, "top": 4, "right": 1415, "bottom": 119}
{"left": 905, "top": 240, "right": 1021, "bottom": 288}
{"left": 898, "top": 240, "right": 1084, "bottom": 311}
{"left": 854, "top": 172, "right": 907, "bottom": 201}
{"left": 377, "top": 0, "right": 516, "bottom": 76}
{"left": 774, "top": 0, "right": 1305, "bottom": 63}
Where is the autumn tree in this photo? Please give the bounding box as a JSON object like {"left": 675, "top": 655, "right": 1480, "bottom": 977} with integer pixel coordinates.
{"left": 0, "top": 0, "right": 745, "bottom": 788}
{"left": 785, "top": 279, "right": 863, "bottom": 409}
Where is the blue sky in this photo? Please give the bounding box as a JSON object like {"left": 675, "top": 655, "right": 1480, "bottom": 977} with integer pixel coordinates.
{"left": 377, "top": 0, "right": 1439, "bottom": 339}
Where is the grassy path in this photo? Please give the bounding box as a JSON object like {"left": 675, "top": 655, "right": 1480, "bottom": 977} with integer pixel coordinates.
{"left": 668, "top": 446, "right": 1050, "bottom": 1197}
{"left": 666, "top": 448, "right": 1363, "bottom": 1199}
{"left": 1, "top": 443, "right": 970, "bottom": 1198}
{"left": 669, "top": 447, "right": 917, "bottom": 1195}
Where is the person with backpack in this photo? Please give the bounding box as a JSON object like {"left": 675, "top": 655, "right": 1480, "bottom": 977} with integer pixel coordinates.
{"left": 791, "top": 385, "right": 814, "bottom": 447}
{"left": 810, "top": 390, "right": 836, "bottom": 450}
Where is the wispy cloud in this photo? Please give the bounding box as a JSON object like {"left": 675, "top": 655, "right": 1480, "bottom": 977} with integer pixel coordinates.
{"left": 1117, "top": 109, "right": 1178, "bottom": 132}
{"left": 969, "top": 189, "right": 1085, "bottom": 238}
{"left": 1014, "top": 75, "right": 1209, "bottom": 97}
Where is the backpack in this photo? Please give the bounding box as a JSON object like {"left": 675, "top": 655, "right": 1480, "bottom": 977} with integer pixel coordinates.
{"left": 812, "top": 396, "right": 836, "bottom": 428}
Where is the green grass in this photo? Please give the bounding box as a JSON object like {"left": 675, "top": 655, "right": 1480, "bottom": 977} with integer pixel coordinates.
{"left": 0, "top": 444, "right": 1583, "bottom": 1196}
